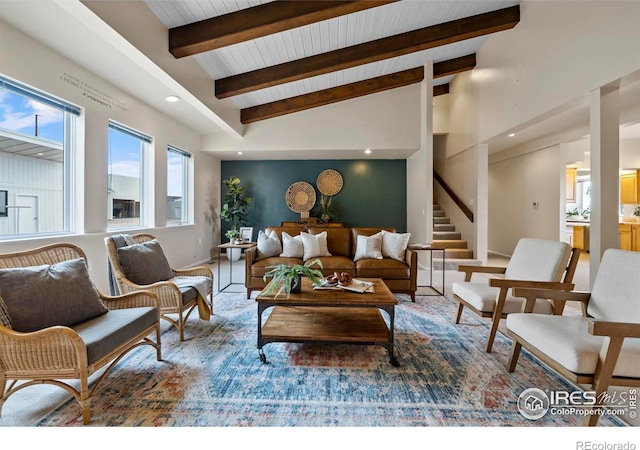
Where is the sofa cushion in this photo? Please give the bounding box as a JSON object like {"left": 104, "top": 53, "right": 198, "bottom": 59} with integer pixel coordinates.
{"left": 72, "top": 306, "right": 157, "bottom": 365}
{"left": 381, "top": 230, "right": 411, "bottom": 262}
{"left": 117, "top": 239, "right": 174, "bottom": 285}
{"left": 251, "top": 256, "right": 304, "bottom": 277}
{"left": 0, "top": 258, "right": 108, "bottom": 332}
{"left": 309, "top": 227, "right": 352, "bottom": 257}
{"left": 280, "top": 231, "right": 304, "bottom": 258}
{"left": 354, "top": 232, "right": 383, "bottom": 261}
{"left": 356, "top": 258, "right": 411, "bottom": 279}
{"left": 257, "top": 229, "right": 282, "bottom": 259}
{"left": 300, "top": 231, "right": 332, "bottom": 261}
{"left": 313, "top": 256, "right": 356, "bottom": 275}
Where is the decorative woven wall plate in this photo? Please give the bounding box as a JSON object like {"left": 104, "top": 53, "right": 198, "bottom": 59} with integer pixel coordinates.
{"left": 317, "top": 169, "right": 343, "bottom": 196}
{"left": 285, "top": 181, "right": 316, "bottom": 218}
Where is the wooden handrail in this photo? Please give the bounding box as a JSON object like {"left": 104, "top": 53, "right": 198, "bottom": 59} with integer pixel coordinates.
{"left": 433, "top": 171, "right": 474, "bottom": 223}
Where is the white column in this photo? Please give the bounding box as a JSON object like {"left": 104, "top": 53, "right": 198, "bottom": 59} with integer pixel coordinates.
{"left": 475, "top": 144, "right": 488, "bottom": 264}
{"left": 589, "top": 83, "right": 620, "bottom": 287}
{"left": 422, "top": 62, "right": 434, "bottom": 243}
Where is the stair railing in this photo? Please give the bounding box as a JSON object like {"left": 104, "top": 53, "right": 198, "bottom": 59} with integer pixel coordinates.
{"left": 433, "top": 171, "right": 474, "bottom": 223}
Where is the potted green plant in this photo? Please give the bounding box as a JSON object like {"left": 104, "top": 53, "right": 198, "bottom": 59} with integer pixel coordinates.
{"left": 314, "top": 194, "right": 339, "bottom": 223}
{"left": 634, "top": 206, "right": 640, "bottom": 222}
{"left": 221, "top": 176, "right": 252, "bottom": 260}
{"left": 261, "top": 259, "right": 324, "bottom": 298}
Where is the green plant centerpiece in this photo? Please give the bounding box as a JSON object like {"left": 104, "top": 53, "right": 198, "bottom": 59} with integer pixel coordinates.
{"left": 314, "top": 194, "right": 340, "bottom": 222}
{"left": 261, "top": 259, "right": 324, "bottom": 298}
{"left": 221, "top": 175, "right": 252, "bottom": 243}
{"left": 634, "top": 206, "right": 640, "bottom": 220}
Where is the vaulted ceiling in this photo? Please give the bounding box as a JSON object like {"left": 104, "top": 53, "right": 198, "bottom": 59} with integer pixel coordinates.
{"left": 144, "top": 0, "right": 521, "bottom": 124}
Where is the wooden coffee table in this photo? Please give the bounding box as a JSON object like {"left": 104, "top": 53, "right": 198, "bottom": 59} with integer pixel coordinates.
{"left": 255, "top": 277, "right": 399, "bottom": 366}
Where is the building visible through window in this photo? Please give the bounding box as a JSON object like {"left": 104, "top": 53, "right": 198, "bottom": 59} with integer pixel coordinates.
{"left": 107, "top": 122, "right": 150, "bottom": 229}
{"left": 0, "top": 74, "right": 78, "bottom": 238}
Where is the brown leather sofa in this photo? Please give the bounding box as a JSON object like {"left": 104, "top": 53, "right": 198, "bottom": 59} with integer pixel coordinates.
{"left": 245, "top": 226, "right": 417, "bottom": 301}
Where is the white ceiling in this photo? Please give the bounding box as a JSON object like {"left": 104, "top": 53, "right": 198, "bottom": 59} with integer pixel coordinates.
{"left": 144, "top": 0, "right": 517, "bottom": 109}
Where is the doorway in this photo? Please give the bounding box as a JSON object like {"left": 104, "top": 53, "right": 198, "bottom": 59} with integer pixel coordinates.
{"left": 16, "top": 194, "right": 38, "bottom": 234}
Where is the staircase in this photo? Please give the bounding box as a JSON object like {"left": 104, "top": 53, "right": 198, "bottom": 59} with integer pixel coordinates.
{"left": 431, "top": 203, "right": 480, "bottom": 269}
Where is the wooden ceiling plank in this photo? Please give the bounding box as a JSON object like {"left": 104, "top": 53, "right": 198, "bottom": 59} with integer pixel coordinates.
{"left": 433, "top": 84, "right": 450, "bottom": 97}
{"left": 170, "top": 1, "right": 399, "bottom": 58}
{"left": 216, "top": 5, "right": 518, "bottom": 98}
{"left": 241, "top": 66, "right": 425, "bottom": 124}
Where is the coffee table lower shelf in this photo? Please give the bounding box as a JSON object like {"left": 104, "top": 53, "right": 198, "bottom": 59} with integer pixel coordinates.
{"left": 258, "top": 306, "right": 398, "bottom": 366}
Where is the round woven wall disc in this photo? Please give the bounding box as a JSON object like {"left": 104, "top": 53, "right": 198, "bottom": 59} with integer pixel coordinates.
{"left": 317, "top": 169, "right": 343, "bottom": 196}
{"left": 285, "top": 181, "right": 316, "bottom": 213}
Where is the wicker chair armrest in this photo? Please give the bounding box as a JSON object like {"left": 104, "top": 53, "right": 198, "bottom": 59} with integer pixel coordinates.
{"left": 589, "top": 320, "right": 640, "bottom": 339}
{"left": 172, "top": 266, "right": 213, "bottom": 279}
{"left": 0, "top": 325, "right": 86, "bottom": 371}
{"left": 99, "top": 290, "right": 159, "bottom": 310}
{"left": 118, "top": 280, "right": 183, "bottom": 309}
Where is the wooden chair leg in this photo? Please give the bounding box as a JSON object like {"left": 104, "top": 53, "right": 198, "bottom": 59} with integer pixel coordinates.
{"left": 455, "top": 303, "right": 464, "bottom": 324}
{"left": 0, "top": 372, "right": 6, "bottom": 418}
{"left": 486, "top": 289, "right": 508, "bottom": 353}
{"left": 80, "top": 373, "right": 91, "bottom": 425}
{"left": 507, "top": 342, "right": 522, "bottom": 372}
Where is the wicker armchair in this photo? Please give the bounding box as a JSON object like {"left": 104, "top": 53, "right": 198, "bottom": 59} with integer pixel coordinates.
{"left": 0, "top": 243, "right": 161, "bottom": 425}
{"left": 105, "top": 233, "right": 214, "bottom": 341}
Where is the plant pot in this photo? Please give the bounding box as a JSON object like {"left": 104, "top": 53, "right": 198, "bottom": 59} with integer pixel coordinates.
{"left": 290, "top": 274, "right": 302, "bottom": 293}
{"left": 226, "top": 247, "right": 241, "bottom": 261}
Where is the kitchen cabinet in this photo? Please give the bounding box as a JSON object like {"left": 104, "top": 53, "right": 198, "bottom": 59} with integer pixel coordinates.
{"left": 566, "top": 168, "right": 577, "bottom": 202}
{"left": 572, "top": 225, "right": 589, "bottom": 251}
{"left": 633, "top": 225, "right": 640, "bottom": 252}
{"left": 620, "top": 171, "right": 640, "bottom": 204}
{"left": 619, "top": 224, "right": 633, "bottom": 250}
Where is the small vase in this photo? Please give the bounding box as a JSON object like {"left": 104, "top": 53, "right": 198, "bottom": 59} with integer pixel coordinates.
{"left": 290, "top": 275, "right": 302, "bottom": 293}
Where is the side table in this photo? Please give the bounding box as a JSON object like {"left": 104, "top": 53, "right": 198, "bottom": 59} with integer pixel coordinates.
{"left": 408, "top": 243, "right": 446, "bottom": 296}
{"left": 217, "top": 242, "right": 256, "bottom": 292}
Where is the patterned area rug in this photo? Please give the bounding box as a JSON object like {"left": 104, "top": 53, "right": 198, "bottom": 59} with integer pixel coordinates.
{"left": 2, "top": 293, "right": 626, "bottom": 427}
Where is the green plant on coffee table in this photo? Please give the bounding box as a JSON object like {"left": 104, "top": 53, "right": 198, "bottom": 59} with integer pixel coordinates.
{"left": 261, "top": 259, "right": 324, "bottom": 298}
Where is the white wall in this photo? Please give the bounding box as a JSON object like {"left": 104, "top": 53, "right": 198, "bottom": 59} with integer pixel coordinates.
{"left": 488, "top": 145, "right": 563, "bottom": 255}
{"left": 443, "top": 1, "right": 640, "bottom": 256}
{"left": 0, "top": 19, "right": 221, "bottom": 291}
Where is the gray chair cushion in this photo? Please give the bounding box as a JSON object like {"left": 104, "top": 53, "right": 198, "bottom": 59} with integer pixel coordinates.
{"left": 588, "top": 248, "right": 640, "bottom": 322}
{"left": 0, "top": 258, "right": 107, "bottom": 332}
{"left": 507, "top": 313, "right": 640, "bottom": 378}
{"left": 452, "top": 281, "right": 553, "bottom": 314}
{"left": 504, "top": 238, "right": 572, "bottom": 281}
{"left": 72, "top": 307, "right": 157, "bottom": 365}
{"left": 117, "top": 239, "right": 174, "bottom": 285}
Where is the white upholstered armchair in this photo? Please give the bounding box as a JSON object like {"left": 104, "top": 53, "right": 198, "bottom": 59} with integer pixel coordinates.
{"left": 452, "top": 238, "right": 579, "bottom": 352}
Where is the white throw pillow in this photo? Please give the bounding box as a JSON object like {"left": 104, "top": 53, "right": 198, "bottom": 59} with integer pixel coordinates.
{"left": 381, "top": 230, "right": 411, "bottom": 262}
{"left": 280, "top": 231, "right": 304, "bottom": 258}
{"left": 300, "top": 231, "right": 332, "bottom": 261}
{"left": 354, "top": 232, "right": 383, "bottom": 261}
{"left": 257, "top": 229, "right": 282, "bottom": 259}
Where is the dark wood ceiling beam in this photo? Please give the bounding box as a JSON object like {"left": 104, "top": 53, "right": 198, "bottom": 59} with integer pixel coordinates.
{"left": 216, "top": 5, "right": 518, "bottom": 98}
{"left": 433, "top": 54, "right": 476, "bottom": 78}
{"left": 241, "top": 67, "right": 425, "bottom": 124}
{"left": 169, "top": 1, "right": 399, "bottom": 58}
{"left": 433, "top": 84, "right": 450, "bottom": 97}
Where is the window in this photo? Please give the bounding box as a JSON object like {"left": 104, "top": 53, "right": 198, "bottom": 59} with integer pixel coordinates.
{"left": 0, "top": 74, "right": 79, "bottom": 238}
{"left": 107, "top": 122, "right": 151, "bottom": 229}
{"left": 167, "top": 146, "right": 191, "bottom": 225}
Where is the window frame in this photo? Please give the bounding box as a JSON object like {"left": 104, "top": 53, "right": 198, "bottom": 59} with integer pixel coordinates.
{"left": 166, "top": 145, "right": 192, "bottom": 225}
{"left": 107, "top": 121, "right": 152, "bottom": 230}
{"left": 0, "top": 74, "right": 79, "bottom": 240}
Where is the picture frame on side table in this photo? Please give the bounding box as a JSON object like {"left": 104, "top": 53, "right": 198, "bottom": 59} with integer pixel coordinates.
{"left": 239, "top": 226, "right": 254, "bottom": 243}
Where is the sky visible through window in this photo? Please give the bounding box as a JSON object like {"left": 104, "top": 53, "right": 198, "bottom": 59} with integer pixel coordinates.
{"left": 0, "top": 88, "right": 63, "bottom": 142}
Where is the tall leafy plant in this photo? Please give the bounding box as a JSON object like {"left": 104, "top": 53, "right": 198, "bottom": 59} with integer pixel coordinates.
{"left": 220, "top": 176, "right": 252, "bottom": 239}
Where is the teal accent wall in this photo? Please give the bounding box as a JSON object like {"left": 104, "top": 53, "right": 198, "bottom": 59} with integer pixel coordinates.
{"left": 221, "top": 160, "right": 407, "bottom": 241}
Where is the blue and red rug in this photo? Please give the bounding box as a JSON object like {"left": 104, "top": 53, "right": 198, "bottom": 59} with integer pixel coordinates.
{"left": 7, "top": 293, "right": 626, "bottom": 426}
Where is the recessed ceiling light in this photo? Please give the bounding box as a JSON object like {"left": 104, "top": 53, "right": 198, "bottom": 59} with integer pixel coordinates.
{"left": 508, "top": 133, "right": 516, "bottom": 137}
{"left": 236, "top": 151, "right": 243, "bottom": 155}
{"left": 364, "top": 149, "right": 372, "bottom": 154}
{"left": 165, "top": 95, "right": 180, "bottom": 103}
{"left": 37, "top": 152, "right": 44, "bottom": 156}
